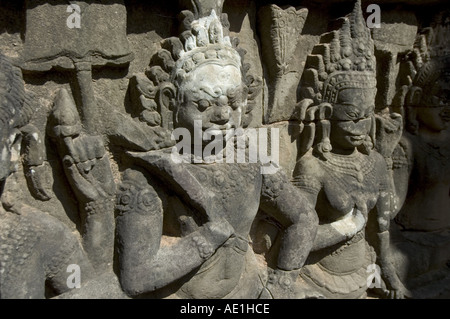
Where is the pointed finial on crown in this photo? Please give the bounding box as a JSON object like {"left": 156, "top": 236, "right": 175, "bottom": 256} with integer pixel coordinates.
{"left": 404, "top": 10, "right": 450, "bottom": 89}
{"left": 301, "top": 0, "right": 376, "bottom": 104}
{"left": 179, "top": 0, "right": 225, "bottom": 18}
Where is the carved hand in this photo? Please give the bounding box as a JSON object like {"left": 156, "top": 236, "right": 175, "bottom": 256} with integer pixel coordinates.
{"left": 49, "top": 89, "right": 116, "bottom": 270}
{"left": 330, "top": 208, "right": 366, "bottom": 239}
{"left": 60, "top": 135, "right": 116, "bottom": 204}
{"left": 375, "top": 109, "right": 403, "bottom": 159}
{"left": 50, "top": 89, "right": 116, "bottom": 205}
{"left": 379, "top": 255, "right": 408, "bottom": 299}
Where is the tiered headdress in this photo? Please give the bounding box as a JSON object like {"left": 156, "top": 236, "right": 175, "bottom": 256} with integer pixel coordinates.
{"left": 301, "top": 0, "right": 376, "bottom": 105}
{"left": 172, "top": 10, "right": 242, "bottom": 86}
{"left": 396, "top": 10, "right": 450, "bottom": 133}
{"left": 297, "top": 0, "right": 377, "bottom": 158}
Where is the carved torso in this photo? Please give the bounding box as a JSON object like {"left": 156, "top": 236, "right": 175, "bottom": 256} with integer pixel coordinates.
{"left": 294, "top": 150, "right": 387, "bottom": 222}
{"left": 130, "top": 149, "right": 265, "bottom": 298}
{"left": 292, "top": 150, "right": 386, "bottom": 298}
{"left": 395, "top": 132, "right": 450, "bottom": 232}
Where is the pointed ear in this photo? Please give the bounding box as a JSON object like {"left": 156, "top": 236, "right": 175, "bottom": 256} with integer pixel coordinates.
{"left": 406, "top": 106, "right": 419, "bottom": 134}
{"left": 158, "top": 83, "right": 177, "bottom": 111}
{"left": 157, "top": 83, "right": 177, "bottom": 130}
{"left": 406, "top": 86, "right": 422, "bottom": 107}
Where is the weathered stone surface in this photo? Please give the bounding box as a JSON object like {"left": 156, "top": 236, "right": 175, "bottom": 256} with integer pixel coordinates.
{"left": 0, "top": 0, "right": 448, "bottom": 301}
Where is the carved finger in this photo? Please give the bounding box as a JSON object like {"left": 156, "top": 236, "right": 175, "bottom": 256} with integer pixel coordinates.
{"left": 299, "top": 122, "right": 315, "bottom": 154}
{"left": 77, "top": 160, "right": 110, "bottom": 199}
{"left": 93, "top": 136, "right": 106, "bottom": 159}
{"left": 63, "top": 156, "right": 99, "bottom": 201}
{"left": 82, "top": 138, "right": 97, "bottom": 161}
{"left": 295, "top": 99, "right": 314, "bottom": 121}
{"left": 63, "top": 137, "right": 79, "bottom": 163}
{"left": 51, "top": 89, "right": 82, "bottom": 158}
{"left": 318, "top": 103, "right": 333, "bottom": 120}
{"left": 73, "top": 137, "right": 89, "bottom": 163}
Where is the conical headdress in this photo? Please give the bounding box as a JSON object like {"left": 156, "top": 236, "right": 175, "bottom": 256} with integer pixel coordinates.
{"left": 402, "top": 10, "right": 450, "bottom": 107}
{"left": 301, "top": 0, "right": 376, "bottom": 105}
{"left": 296, "top": 0, "right": 377, "bottom": 158}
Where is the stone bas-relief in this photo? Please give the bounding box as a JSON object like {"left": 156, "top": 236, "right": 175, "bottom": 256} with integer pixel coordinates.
{"left": 116, "top": 6, "right": 318, "bottom": 299}
{"left": 0, "top": 53, "right": 94, "bottom": 298}
{"left": 0, "top": 0, "right": 448, "bottom": 299}
{"left": 387, "top": 10, "right": 450, "bottom": 298}
{"left": 263, "top": 0, "right": 406, "bottom": 299}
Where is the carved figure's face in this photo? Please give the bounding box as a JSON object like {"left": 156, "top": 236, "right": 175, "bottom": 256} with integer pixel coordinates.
{"left": 175, "top": 63, "right": 245, "bottom": 145}
{"left": 330, "top": 88, "right": 376, "bottom": 151}
{"left": 416, "top": 77, "right": 450, "bottom": 132}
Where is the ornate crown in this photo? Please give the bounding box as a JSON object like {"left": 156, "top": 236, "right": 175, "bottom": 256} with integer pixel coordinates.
{"left": 301, "top": 0, "right": 376, "bottom": 104}
{"left": 173, "top": 10, "right": 242, "bottom": 85}
{"left": 130, "top": 8, "right": 261, "bottom": 130}
{"left": 401, "top": 10, "right": 450, "bottom": 106}
{"left": 296, "top": 0, "right": 377, "bottom": 158}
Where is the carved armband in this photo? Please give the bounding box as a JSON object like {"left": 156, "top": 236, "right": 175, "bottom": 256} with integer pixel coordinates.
{"left": 84, "top": 198, "right": 115, "bottom": 217}
{"left": 291, "top": 175, "right": 321, "bottom": 196}
{"left": 384, "top": 156, "right": 394, "bottom": 171}
{"left": 116, "top": 177, "right": 160, "bottom": 217}
{"left": 191, "top": 234, "right": 215, "bottom": 260}
{"left": 262, "top": 170, "right": 292, "bottom": 202}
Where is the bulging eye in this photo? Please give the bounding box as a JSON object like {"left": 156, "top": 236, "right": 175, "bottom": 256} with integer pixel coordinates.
{"left": 227, "top": 90, "right": 243, "bottom": 110}
{"left": 346, "top": 112, "right": 359, "bottom": 120}
{"left": 197, "top": 99, "right": 211, "bottom": 112}
{"left": 231, "top": 100, "right": 243, "bottom": 110}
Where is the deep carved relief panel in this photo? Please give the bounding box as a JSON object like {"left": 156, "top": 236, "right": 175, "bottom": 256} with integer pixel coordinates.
{"left": 0, "top": 0, "right": 448, "bottom": 300}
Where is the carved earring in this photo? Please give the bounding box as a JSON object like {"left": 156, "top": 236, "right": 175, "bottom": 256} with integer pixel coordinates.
{"left": 406, "top": 106, "right": 419, "bottom": 135}
{"left": 313, "top": 103, "right": 333, "bottom": 160}
{"left": 313, "top": 119, "right": 332, "bottom": 160}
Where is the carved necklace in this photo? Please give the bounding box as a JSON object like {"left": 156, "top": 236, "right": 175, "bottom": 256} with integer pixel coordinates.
{"left": 416, "top": 135, "right": 450, "bottom": 167}
{"left": 321, "top": 150, "right": 376, "bottom": 184}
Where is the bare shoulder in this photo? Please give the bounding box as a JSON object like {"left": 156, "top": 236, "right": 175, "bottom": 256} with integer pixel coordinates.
{"left": 292, "top": 150, "right": 322, "bottom": 179}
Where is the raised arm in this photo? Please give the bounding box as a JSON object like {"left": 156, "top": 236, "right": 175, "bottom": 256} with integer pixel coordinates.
{"left": 375, "top": 110, "right": 413, "bottom": 217}
{"left": 115, "top": 169, "right": 233, "bottom": 297}
{"left": 259, "top": 168, "right": 318, "bottom": 271}
{"left": 367, "top": 154, "right": 410, "bottom": 299}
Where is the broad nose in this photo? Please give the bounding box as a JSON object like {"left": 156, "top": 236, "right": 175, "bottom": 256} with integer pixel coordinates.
{"left": 210, "top": 96, "right": 230, "bottom": 125}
